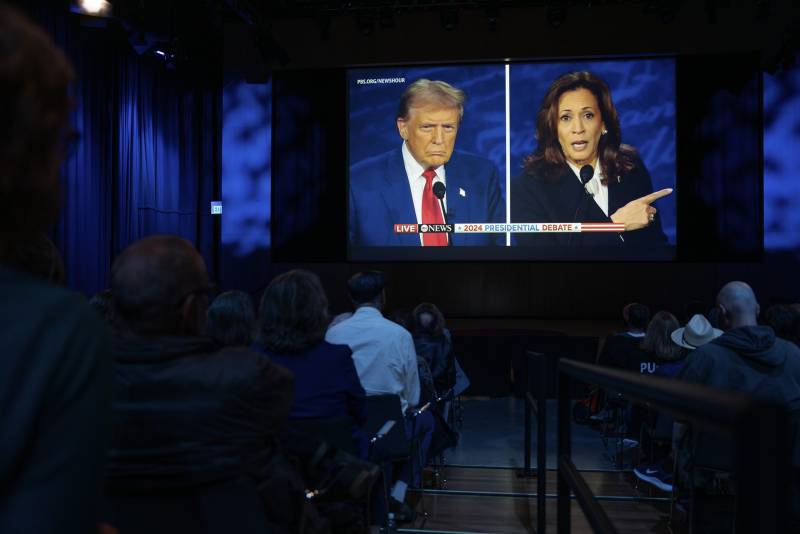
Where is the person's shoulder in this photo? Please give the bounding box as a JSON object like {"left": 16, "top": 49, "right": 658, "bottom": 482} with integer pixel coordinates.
{"left": 318, "top": 340, "right": 353, "bottom": 359}
{"left": 512, "top": 160, "right": 564, "bottom": 188}
{"left": 0, "top": 266, "right": 85, "bottom": 314}
{"left": 214, "top": 344, "right": 294, "bottom": 382}
{"left": 449, "top": 150, "right": 495, "bottom": 170}
{"left": 350, "top": 148, "right": 398, "bottom": 176}
{"left": 0, "top": 267, "right": 106, "bottom": 343}
{"left": 776, "top": 337, "right": 800, "bottom": 360}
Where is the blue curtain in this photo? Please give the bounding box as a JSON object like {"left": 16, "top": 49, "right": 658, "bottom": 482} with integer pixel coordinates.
{"left": 41, "top": 12, "right": 219, "bottom": 295}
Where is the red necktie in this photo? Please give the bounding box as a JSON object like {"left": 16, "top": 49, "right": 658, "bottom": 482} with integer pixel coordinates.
{"left": 421, "top": 169, "right": 448, "bottom": 246}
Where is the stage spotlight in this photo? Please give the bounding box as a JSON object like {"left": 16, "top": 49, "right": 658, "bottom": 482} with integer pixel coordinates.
{"left": 71, "top": 0, "right": 112, "bottom": 17}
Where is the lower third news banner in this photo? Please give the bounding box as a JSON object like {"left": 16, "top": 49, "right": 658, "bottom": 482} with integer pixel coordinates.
{"left": 394, "top": 223, "right": 625, "bottom": 234}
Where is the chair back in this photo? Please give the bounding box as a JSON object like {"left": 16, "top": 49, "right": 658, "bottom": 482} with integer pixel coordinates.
{"left": 365, "top": 394, "right": 411, "bottom": 460}
{"left": 102, "top": 477, "right": 269, "bottom": 534}
{"left": 290, "top": 416, "right": 358, "bottom": 455}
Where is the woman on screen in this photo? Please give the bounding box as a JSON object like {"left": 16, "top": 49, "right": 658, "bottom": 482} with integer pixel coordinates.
{"left": 511, "top": 71, "right": 671, "bottom": 252}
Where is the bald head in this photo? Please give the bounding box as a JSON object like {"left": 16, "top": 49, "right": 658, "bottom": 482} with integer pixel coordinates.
{"left": 717, "top": 281, "right": 759, "bottom": 329}
{"left": 111, "top": 235, "right": 209, "bottom": 336}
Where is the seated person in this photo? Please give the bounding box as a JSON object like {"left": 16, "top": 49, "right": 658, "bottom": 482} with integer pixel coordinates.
{"left": 619, "top": 311, "right": 680, "bottom": 447}
{"left": 675, "top": 282, "right": 800, "bottom": 531}
{"left": 598, "top": 302, "right": 650, "bottom": 370}
{"left": 0, "top": 8, "right": 112, "bottom": 533}
{"left": 763, "top": 303, "right": 800, "bottom": 346}
{"left": 206, "top": 289, "right": 256, "bottom": 347}
{"left": 638, "top": 311, "right": 683, "bottom": 374}
{"left": 411, "top": 302, "right": 456, "bottom": 396}
{"left": 634, "top": 313, "right": 721, "bottom": 492}
{"left": 326, "top": 271, "right": 435, "bottom": 492}
{"left": 252, "top": 270, "right": 367, "bottom": 457}
{"left": 105, "top": 236, "right": 320, "bottom": 533}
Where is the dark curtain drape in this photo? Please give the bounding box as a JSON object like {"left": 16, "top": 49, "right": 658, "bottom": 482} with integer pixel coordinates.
{"left": 40, "top": 11, "right": 220, "bottom": 295}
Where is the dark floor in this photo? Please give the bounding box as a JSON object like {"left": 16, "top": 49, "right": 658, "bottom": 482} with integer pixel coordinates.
{"left": 398, "top": 397, "right": 667, "bottom": 533}
{"left": 443, "top": 397, "right": 633, "bottom": 470}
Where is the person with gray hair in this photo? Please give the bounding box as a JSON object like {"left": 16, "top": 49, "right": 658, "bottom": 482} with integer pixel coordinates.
{"left": 349, "top": 78, "right": 504, "bottom": 247}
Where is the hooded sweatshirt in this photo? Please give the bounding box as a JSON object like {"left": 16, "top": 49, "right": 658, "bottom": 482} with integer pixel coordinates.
{"left": 680, "top": 325, "right": 800, "bottom": 411}
{"left": 679, "top": 325, "right": 800, "bottom": 470}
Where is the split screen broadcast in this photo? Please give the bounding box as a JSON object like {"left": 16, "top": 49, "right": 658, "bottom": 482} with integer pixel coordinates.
{"left": 347, "top": 59, "right": 677, "bottom": 261}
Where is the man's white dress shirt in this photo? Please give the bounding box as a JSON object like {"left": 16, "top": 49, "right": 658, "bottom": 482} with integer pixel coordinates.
{"left": 326, "top": 306, "right": 421, "bottom": 413}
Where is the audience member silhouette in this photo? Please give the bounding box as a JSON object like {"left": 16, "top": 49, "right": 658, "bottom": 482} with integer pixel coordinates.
{"left": 634, "top": 313, "right": 721, "bottom": 492}
{"left": 678, "top": 281, "right": 800, "bottom": 531}
{"left": 638, "top": 311, "right": 682, "bottom": 373}
{"left": 253, "top": 270, "right": 367, "bottom": 456}
{"left": 412, "top": 302, "right": 456, "bottom": 396}
{"left": 207, "top": 289, "right": 256, "bottom": 346}
{"left": 598, "top": 302, "right": 650, "bottom": 370}
{"left": 764, "top": 303, "right": 800, "bottom": 346}
{"left": 326, "top": 271, "right": 435, "bottom": 498}
{"left": 106, "top": 235, "right": 321, "bottom": 533}
{"left": 0, "top": 7, "right": 112, "bottom": 533}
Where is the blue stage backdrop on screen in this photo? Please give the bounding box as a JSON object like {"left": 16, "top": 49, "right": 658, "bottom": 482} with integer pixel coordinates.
{"left": 764, "top": 58, "right": 800, "bottom": 252}
{"left": 348, "top": 65, "right": 507, "bottom": 200}
{"left": 509, "top": 59, "right": 677, "bottom": 244}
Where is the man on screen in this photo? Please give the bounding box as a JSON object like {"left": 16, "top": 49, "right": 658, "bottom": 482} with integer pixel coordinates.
{"left": 349, "top": 79, "right": 504, "bottom": 246}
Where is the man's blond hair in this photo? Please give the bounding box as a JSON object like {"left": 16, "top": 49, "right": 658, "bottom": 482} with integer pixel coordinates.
{"left": 397, "top": 79, "right": 466, "bottom": 121}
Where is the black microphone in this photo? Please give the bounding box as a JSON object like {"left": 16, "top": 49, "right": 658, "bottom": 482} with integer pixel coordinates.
{"left": 567, "top": 165, "right": 595, "bottom": 247}
{"left": 580, "top": 164, "right": 594, "bottom": 189}
{"left": 432, "top": 181, "right": 452, "bottom": 246}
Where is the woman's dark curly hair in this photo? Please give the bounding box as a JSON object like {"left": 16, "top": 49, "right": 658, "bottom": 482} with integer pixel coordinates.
{"left": 412, "top": 302, "right": 446, "bottom": 337}
{"left": 524, "top": 71, "right": 637, "bottom": 185}
{"left": 257, "top": 269, "right": 330, "bottom": 353}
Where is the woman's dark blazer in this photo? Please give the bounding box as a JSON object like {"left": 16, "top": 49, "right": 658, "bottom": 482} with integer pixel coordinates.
{"left": 510, "top": 155, "right": 668, "bottom": 253}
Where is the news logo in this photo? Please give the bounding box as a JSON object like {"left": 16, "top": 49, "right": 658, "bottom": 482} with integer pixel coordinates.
{"left": 419, "top": 224, "right": 453, "bottom": 233}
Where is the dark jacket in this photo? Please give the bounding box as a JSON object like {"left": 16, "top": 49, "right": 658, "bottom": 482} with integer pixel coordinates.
{"left": 680, "top": 326, "right": 800, "bottom": 411}
{"left": 253, "top": 340, "right": 369, "bottom": 457}
{"left": 679, "top": 326, "right": 800, "bottom": 470}
{"left": 510, "top": 157, "right": 670, "bottom": 258}
{"left": 107, "top": 335, "right": 294, "bottom": 491}
{"left": 0, "top": 267, "right": 112, "bottom": 534}
{"left": 413, "top": 329, "right": 456, "bottom": 394}
{"left": 254, "top": 341, "right": 366, "bottom": 425}
{"left": 598, "top": 332, "right": 657, "bottom": 374}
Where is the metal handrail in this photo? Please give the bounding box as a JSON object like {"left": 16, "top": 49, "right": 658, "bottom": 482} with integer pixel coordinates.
{"left": 556, "top": 358, "right": 789, "bottom": 534}
{"left": 522, "top": 350, "right": 547, "bottom": 534}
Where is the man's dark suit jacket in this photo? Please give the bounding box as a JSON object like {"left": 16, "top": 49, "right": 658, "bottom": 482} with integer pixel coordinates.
{"left": 349, "top": 147, "right": 504, "bottom": 246}
{"left": 511, "top": 157, "right": 668, "bottom": 253}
